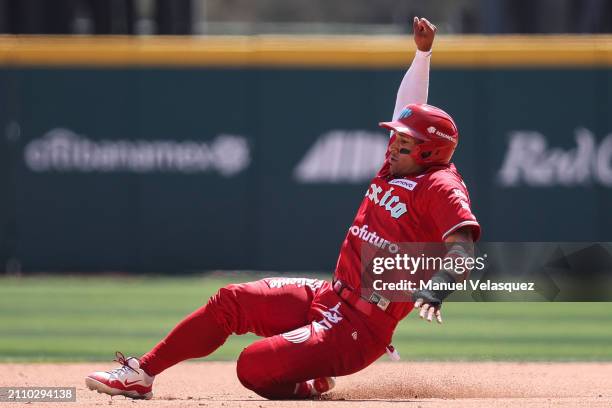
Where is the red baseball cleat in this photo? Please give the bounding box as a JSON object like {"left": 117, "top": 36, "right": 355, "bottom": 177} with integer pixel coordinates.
{"left": 85, "top": 352, "right": 154, "bottom": 400}
{"left": 294, "top": 376, "right": 336, "bottom": 398}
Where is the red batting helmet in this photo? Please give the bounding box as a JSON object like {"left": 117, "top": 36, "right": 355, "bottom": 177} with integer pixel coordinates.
{"left": 379, "top": 104, "right": 459, "bottom": 166}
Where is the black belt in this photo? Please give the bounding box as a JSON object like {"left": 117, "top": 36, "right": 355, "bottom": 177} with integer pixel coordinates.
{"left": 332, "top": 279, "right": 396, "bottom": 319}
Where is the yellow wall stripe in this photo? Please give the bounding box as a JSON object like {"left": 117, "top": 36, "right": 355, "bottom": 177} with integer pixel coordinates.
{"left": 0, "top": 35, "right": 611, "bottom": 68}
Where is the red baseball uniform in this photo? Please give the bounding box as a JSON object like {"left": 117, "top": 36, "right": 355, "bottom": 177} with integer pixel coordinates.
{"left": 138, "top": 149, "right": 480, "bottom": 400}
{"left": 335, "top": 150, "right": 481, "bottom": 321}
{"left": 135, "top": 50, "right": 481, "bottom": 400}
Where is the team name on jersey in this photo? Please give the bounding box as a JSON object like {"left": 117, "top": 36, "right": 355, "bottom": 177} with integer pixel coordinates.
{"left": 365, "top": 184, "right": 408, "bottom": 219}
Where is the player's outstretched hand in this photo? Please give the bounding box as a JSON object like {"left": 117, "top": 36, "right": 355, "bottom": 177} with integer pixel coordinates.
{"left": 413, "top": 17, "right": 437, "bottom": 52}
{"left": 414, "top": 297, "right": 443, "bottom": 324}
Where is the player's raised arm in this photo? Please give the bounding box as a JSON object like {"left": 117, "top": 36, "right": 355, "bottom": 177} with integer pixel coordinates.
{"left": 391, "top": 17, "right": 437, "bottom": 120}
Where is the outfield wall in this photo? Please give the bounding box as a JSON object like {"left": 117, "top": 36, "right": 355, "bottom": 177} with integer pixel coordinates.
{"left": 1, "top": 35, "right": 612, "bottom": 272}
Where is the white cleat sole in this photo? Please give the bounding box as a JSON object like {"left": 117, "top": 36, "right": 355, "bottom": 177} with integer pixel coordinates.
{"left": 85, "top": 377, "right": 153, "bottom": 400}
{"left": 326, "top": 377, "right": 336, "bottom": 392}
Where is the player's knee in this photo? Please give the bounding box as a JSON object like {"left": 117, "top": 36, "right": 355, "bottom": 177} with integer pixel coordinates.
{"left": 236, "top": 345, "right": 275, "bottom": 398}
{"left": 236, "top": 347, "right": 260, "bottom": 391}
{"left": 205, "top": 284, "right": 242, "bottom": 332}
{"left": 210, "top": 284, "right": 240, "bottom": 305}
{"left": 211, "top": 283, "right": 240, "bottom": 301}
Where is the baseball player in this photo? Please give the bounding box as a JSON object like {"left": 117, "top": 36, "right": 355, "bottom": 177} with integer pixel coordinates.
{"left": 86, "top": 17, "right": 480, "bottom": 400}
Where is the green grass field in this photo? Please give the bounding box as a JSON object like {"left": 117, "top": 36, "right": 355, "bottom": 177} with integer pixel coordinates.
{"left": 1, "top": 274, "right": 611, "bottom": 362}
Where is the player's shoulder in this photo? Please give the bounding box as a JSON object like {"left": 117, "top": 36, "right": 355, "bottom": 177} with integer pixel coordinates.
{"left": 417, "top": 163, "right": 470, "bottom": 198}
{"left": 421, "top": 163, "right": 465, "bottom": 187}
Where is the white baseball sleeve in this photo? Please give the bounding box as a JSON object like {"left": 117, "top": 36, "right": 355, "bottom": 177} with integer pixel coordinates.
{"left": 392, "top": 50, "right": 432, "bottom": 120}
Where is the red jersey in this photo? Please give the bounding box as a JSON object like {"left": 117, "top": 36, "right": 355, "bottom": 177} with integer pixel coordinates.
{"left": 333, "top": 156, "right": 481, "bottom": 321}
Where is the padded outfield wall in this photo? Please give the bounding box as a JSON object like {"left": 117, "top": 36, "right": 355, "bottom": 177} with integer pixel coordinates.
{"left": 0, "top": 36, "right": 611, "bottom": 272}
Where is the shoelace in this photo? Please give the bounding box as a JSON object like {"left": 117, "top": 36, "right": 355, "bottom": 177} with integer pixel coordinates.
{"left": 108, "top": 351, "right": 139, "bottom": 375}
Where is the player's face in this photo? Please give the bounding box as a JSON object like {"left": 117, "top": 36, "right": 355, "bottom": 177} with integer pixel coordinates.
{"left": 389, "top": 132, "right": 424, "bottom": 177}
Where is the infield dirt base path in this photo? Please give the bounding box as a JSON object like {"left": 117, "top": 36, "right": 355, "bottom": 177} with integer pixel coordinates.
{"left": 1, "top": 362, "right": 611, "bottom": 407}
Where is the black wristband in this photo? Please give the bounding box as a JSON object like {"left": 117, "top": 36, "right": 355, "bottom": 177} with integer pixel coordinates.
{"left": 412, "top": 269, "right": 457, "bottom": 305}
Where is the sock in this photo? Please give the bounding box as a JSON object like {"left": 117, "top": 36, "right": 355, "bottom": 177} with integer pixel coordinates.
{"left": 139, "top": 303, "right": 229, "bottom": 376}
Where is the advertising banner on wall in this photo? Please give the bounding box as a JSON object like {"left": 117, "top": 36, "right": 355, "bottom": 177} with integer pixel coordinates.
{"left": 1, "top": 67, "right": 611, "bottom": 272}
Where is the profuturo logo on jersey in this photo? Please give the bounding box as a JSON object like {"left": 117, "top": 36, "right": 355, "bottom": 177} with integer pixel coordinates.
{"left": 293, "top": 130, "right": 387, "bottom": 183}
{"left": 365, "top": 184, "right": 408, "bottom": 219}
{"left": 497, "top": 128, "right": 612, "bottom": 187}
{"left": 349, "top": 224, "right": 399, "bottom": 254}
{"left": 23, "top": 128, "right": 251, "bottom": 177}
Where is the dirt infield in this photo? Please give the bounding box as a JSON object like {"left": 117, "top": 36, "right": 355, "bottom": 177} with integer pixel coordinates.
{"left": 1, "top": 362, "right": 611, "bottom": 407}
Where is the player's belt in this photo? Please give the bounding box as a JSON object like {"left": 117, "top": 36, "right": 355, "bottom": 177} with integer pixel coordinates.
{"left": 332, "top": 279, "right": 398, "bottom": 324}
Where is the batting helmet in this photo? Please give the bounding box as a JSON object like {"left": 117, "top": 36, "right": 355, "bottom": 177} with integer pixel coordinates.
{"left": 379, "top": 104, "right": 459, "bottom": 166}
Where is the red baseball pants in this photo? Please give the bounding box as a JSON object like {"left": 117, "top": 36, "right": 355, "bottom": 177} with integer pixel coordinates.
{"left": 139, "top": 278, "right": 395, "bottom": 399}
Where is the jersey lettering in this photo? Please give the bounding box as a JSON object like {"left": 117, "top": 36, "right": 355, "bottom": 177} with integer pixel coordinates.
{"left": 365, "top": 184, "right": 408, "bottom": 219}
